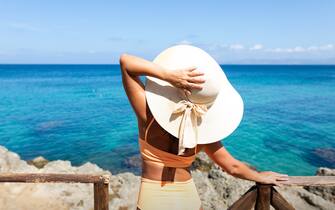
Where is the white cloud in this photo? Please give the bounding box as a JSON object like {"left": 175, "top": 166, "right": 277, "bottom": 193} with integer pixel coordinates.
{"left": 229, "top": 44, "right": 244, "bottom": 50}
{"left": 7, "top": 21, "right": 44, "bottom": 32}
{"left": 177, "top": 40, "right": 193, "bottom": 45}
{"left": 266, "top": 44, "right": 334, "bottom": 53}
{"left": 292, "top": 46, "right": 306, "bottom": 52}
{"left": 319, "top": 44, "right": 334, "bottom": 50}
{"left": 307, "top": 46, "right": 319, "bottom": 51}
{"left": 268, "top": 48, "right": 283, "bottom": 52}
{"left": 267, "top": 46, "right": 306, "bottom": 53}
{"left": 250, "top": 44, "right": 263, "bottom": 50}
{"left": 172, "top": 42, "right": 334, "bottom": 55}
{"left": 306, "top": 44, "right": 334, "bottom": 51}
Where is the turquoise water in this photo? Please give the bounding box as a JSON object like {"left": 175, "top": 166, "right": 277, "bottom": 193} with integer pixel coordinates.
{"left": 0, "top": 64, "right": 334, "bottom": 175}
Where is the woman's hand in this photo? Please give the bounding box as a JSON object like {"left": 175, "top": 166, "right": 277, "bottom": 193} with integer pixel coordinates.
{"left": 166, "top": 66, "right": 205, "bottom": 95}
{"left": 257, "top": 171, "right": 289, "bottom": 186}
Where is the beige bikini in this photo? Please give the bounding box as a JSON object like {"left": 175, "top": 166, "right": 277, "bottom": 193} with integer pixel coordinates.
{"left": 136, "top": 117, "right": 202, "bottom": 210}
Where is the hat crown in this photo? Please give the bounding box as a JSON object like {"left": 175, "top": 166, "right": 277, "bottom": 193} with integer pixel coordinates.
{"left": 146, "top": 44, "right": 244, "bottom": 145}
{"left": 153, "top": 45, "right": 224, "bottom": 105}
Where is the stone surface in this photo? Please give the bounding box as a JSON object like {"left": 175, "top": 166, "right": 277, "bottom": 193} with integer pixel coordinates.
{"left": 303, "top": 167, "right": 335, "bottom": 204}
{"left": 123, "top": 154, "right": 142, "bottom": 169}
{"left": 27, "top": 155, "right": 49, "bottom": 169}
{"left": 0, "top": 145, "right": 334, "bottom": 210}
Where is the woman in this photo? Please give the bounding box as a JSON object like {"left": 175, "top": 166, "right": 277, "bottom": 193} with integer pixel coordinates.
{"left": 119, "top": 45, "right": 288, "bottom": 210}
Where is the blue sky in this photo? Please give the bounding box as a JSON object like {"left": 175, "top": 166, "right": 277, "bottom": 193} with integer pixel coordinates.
{"left": 0, "top": 0, "right": 334, "bottom": 64}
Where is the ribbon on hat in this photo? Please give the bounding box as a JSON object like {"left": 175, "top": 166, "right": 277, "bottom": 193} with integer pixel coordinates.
{"left": 172, "top": 100, "right": 208, "bottom": 155}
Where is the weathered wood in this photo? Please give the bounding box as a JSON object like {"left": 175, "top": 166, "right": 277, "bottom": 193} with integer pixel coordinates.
{"left": 278, "top": 176, "right": 335, "bottom": 186}
{"left": 228, "top": 185, "right": 257, "bottom": 210}
{"left": 0, "top": 173, "right": 110, "bottom": 184}
{"left": 271, "top": 188, "right": 295, "bottom": 210}
{"left": 0, "top": 173, "right": 110, "bottom": 210}
{"left": 227, "top": 176, "right": 334, "bottom": 210}
{"left": 94, "top": 182, "right": 109, "bottom": 210}
{"left": 1, "top": 173, "right": 333, "bottom": 210}
{"left": 255, "top": 184, "right": 271, "bottom": 210}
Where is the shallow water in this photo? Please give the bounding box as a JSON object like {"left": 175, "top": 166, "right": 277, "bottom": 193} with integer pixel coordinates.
{"left": 0, "top": 64, "right": 334, "bottom": 175}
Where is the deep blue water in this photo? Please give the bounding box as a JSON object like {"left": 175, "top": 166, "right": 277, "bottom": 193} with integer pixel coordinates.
{"left": 0, "top": 64, "right": 334, "bottom": 175}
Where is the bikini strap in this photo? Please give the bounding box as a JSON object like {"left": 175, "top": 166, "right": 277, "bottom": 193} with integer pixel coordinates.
{"left": 144, "top": 117, "right": 155, "bottom": 142}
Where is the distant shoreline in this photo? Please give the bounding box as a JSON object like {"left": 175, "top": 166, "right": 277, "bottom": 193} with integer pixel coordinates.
{"left": 1, "top": 63, "right": 335, "bottom": 66}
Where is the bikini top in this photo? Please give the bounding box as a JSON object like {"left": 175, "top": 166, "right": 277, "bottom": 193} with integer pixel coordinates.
{"left": 139, "top": 117, "right": 197, "bottom": 168}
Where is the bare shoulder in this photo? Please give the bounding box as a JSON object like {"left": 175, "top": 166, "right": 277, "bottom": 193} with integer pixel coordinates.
{"left": 120, "top": 54, "right": 148, "bottom": 123}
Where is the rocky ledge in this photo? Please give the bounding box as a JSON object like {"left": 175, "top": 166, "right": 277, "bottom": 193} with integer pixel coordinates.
{"left": 0, "top": 145, "right": 334, "bottom": 210}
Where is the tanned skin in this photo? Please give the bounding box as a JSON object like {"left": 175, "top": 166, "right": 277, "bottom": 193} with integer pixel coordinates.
{"left": 119, "top": 53, "right": 288, "bottom": 210}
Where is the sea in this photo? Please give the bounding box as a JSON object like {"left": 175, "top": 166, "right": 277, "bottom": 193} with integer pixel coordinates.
{"left": 0, "top": 64, "right": 334, "bottom": 175}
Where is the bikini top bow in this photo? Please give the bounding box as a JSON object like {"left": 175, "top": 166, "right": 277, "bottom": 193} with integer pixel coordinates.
{"left": 172, "top": 100, "right": 208, "bottom": 155}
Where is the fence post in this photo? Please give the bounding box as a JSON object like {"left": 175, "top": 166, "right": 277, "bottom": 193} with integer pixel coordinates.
{"left": 94, "top": 175, "right": 109, "bottom": 210}
{"left": 255, "top": 184, "right": 271, "bottom": 210}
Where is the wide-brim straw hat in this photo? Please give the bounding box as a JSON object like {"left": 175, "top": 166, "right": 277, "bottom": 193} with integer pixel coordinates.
{"left": 145, "top": 45, "right": 244, "bottom": 154}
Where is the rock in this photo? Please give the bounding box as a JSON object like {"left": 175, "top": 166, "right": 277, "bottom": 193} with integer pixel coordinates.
{"left": 191, "top": 151, "right": 214, "bottom": 172}
{"left": 0, "top": 145, "right": 335, "bottom": 210}
{"left": 191, "top": 152, "right": 335, "bottom": 210}
{"left": 277, "top": 186, "right": 335, "bottom": 210}
{"left": 0, "top": 145, "right": 101, "bottom": 210}
{"left": 304, "top": 168, "right": 335, "bottom": 203}
{"left": 27, "top": 155, "right": 49, "bottom": 169}
{"left": 192, "top": 167, "right": 254, "bottom": 209}
{"left": 311, "top": 148, "right": 335, "bottom": 168}
{"left": 0, "top": 145, "right": 38, "bottom": 173}
{"left": 191, "top": 153, "right": 257, "bottom": 209}
{"left": 316, "top": 167, "right": 335, "bottom": 176}
{"left": 109, "top": 172, "right": 140, "bottom": 209}
{"left": 123, "top": 154, "right": 142, "bottom": 169}
{"left": 35, "top": 120, "right": 63, "bottom": 132}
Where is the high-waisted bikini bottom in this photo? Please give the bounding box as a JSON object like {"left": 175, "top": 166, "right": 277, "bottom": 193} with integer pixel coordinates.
{"left": 137, "top": 177, "right": 202, "bottom": 210}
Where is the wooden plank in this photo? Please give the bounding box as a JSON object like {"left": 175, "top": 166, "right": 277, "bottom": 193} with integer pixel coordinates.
{"left": 94, "top": 182, "right": 109, "bottom": 210}
{"left": 255, "top": 184, "right": 271, "bottom": 210}
{"left": 228, "top": 185, "right": 257, "bottom": 210}
{"left": 0, "top": 173, "right": 110, "bottom": 184}
{"left": 271, "top": 188, "right": 295, "bottom": 210}
{"left": 278, "top": 176, "right": 335, "bottom": 186}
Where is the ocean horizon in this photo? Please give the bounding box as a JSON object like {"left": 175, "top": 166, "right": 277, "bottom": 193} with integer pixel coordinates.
{"left": 0, "top": 64, "right": 334, "bottom": 175}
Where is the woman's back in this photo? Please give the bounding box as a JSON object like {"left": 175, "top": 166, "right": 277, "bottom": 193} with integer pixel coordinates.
{"left": 139, "top": 114, "right": 200, "bottom": 182}
{"left": 144, "top": 115, "right": 196, "bottom": 156}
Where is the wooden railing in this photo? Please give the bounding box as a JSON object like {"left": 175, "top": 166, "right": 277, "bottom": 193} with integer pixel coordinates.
{"left": 228, "top": 176, "right": 335, "bottom": 210}
{"left": 0, "top": 173, "right": 110, "bottom": 210}
{"left": 1, "top": 173, "right": 334, "bottom": 210}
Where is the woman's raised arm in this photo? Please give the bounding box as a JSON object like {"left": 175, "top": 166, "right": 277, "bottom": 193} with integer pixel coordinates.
{"left": 119, "top": 53, "right": 205, "bottom": 123}
{"left": 203, "top": 141, "right": 288, "bottom": 186}
{"left": 119, "top": 54, "right": 169, "bottom": 123}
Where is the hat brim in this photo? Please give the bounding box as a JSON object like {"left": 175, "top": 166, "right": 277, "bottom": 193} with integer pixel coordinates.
{"left": 145, "top": 70, "right": 244, "bottom": 144}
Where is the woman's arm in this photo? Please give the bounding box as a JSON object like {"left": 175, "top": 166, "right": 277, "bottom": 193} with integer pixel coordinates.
{"left": 119, "top": 54, "right": 167, "bottom": 123}
{"left": 119, "top": 53, "right": 205, "bottom": 123}
{"left": 203, "top": 141, "right": 288, "bottom": 186}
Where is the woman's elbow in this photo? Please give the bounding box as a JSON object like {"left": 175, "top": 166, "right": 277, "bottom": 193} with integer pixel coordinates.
{"left": 119, "top": 53, "right": 129, "bottom": 67}
{"left": 225, "top": 163, "right": 241, "bottom": 176}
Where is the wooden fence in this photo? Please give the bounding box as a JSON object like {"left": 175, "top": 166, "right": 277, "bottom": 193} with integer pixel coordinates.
{"left": 0, "top": 173, "right": 110, "bottom": 210}
{"left": 0, "top": 173, "right": 334, "bottom": 210}
{"left": 228, "top": 176, "right": 335, "bottom": 210}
